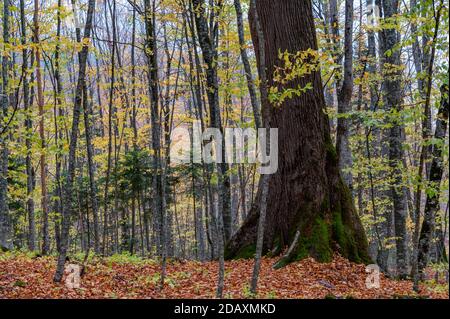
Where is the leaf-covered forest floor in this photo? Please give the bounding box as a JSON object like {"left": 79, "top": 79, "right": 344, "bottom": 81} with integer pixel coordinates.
{"left": 0, "top": 252, "right": 448, "bottom": 299}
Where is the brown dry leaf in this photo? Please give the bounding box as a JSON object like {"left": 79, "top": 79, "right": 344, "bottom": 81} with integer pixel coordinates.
{"left": 0, "top": 254, "right": 447, "bottom": 299}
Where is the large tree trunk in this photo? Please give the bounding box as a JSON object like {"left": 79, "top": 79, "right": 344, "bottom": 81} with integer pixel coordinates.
{"left": 225, "top": 0, "right": 370, "bottom": 265}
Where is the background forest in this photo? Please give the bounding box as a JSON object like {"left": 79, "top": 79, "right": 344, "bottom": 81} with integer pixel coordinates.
{"left": 0, "top": 0, "right": 448, "bottom": 299}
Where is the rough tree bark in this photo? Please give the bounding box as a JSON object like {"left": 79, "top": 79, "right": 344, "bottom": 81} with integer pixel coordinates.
{"left": 0, "top": 0, "right": 12, "bottom": 251}
{"left": 225, "top": 0, "right": 370, "bottom": 266}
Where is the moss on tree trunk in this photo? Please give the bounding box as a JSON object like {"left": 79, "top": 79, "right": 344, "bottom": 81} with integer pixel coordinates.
{"left": 224, "top": 0, "right": 370, "bottom": 266}
{"left": 225, "top": 174, "right": 371, "bottom": 266}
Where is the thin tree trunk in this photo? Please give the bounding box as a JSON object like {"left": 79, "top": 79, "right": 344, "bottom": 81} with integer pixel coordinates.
{"left": 336, "top": 0, "right": 354, "bottom": 192}
{"left": 249, "top": 0, "right": 270, "bottom": 295}
{"left": 102, "top": 0, "right": 117, "bottom": 256}
{"left": 417, "top": 86, "right": 448, "bottom": 273}
{"left": 52, "top": 0, "right": 65, "bottom": 254}
{"left": 33, "top": 0, "right": 50, "bottom": 255}
{"left": 380, "top": 0, "right": 409, "bottom": 278}
{"left": 20, "top": 0, "right": 36, "bottom": 252}
{"left": 83, "top": 84, "right": 100, "bottom": 254}
{"left": 191, "top": 0, "right": 228, "bottom": 298}
{"left": 191, "top": 0, "right": 232, "bottom": 245}
{"left": 54, "top": 0, "right": 96, "bottom": 282}
{"left": 233, "top": 0, "right": 262, "bottom": 129}
{"left": 143, "top": 0, "right": 163, "bottom": 257}
{"left": 329, "top": 0, "right": 341, "bottom": 119}
{"left": 0, "top": 0, "right": 12, "bottom": 251}
{"left": 411, "top": 0, "right": 445, "bottom": 290}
